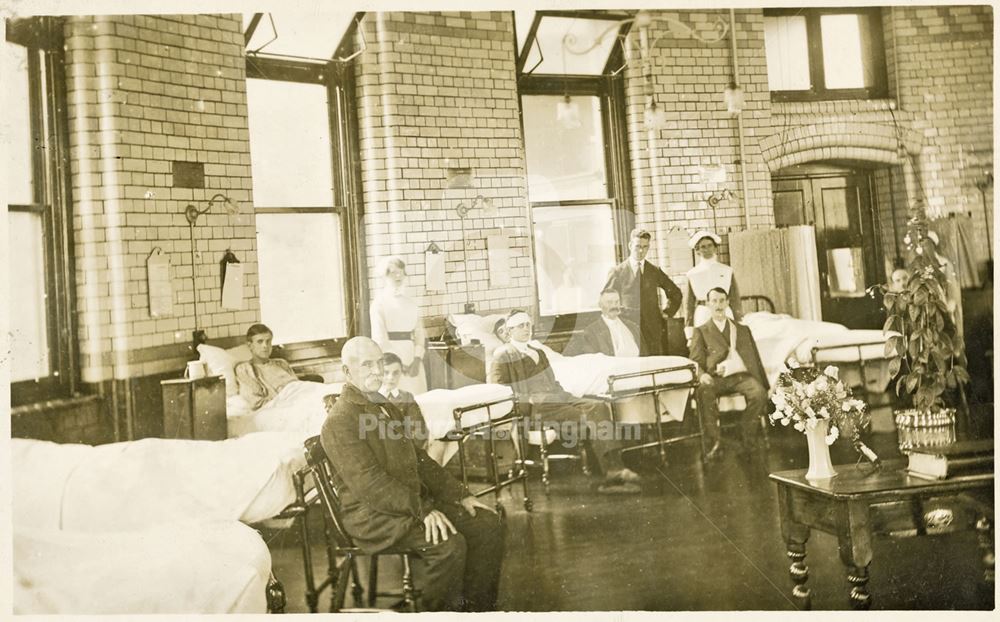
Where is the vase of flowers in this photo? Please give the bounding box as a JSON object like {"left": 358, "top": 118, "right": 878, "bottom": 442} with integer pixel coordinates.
{"left": 770, "top": 363, "right": 877, "bottom": 481}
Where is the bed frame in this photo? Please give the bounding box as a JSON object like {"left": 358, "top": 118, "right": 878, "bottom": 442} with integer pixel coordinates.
{"left": 742, "top": 294, "right": 776, "bottom": 314}
{"left": 588, "top": 362, "right": 705, "bottom": 465}
{"left": 450, "top": 394, "right": 533, "bottom": 513}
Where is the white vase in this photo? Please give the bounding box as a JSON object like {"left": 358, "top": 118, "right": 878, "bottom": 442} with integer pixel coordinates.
{"left": 804, "top": 419, "right": 837, "bottom": 481}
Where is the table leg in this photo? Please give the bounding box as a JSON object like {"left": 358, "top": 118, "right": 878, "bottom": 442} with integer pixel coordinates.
{"left": 837, "top": 501, "right": 873, "bottom": 610}
{"left": 778, "top": 487, "right": 812, "bottom": 610}
{"left": 976, "top": 516, "right": 995, "bottom": 585}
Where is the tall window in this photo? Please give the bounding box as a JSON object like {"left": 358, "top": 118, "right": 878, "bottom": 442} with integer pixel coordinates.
{"left": 6, "top": 18, "right": 76, "bottom": 405}
{"left": 522, "top": 94, "right": 617, "bottom": 316}
{"left": 516, "top": 11, "right": 635, "bottom": 320}
{"left": 243, "top": 12, "right": 364, "bottom": 348}
{"left": 245, "top": 76, "right": 349, "bottom": 343}
{"left": 764, "top": 8, "right": 887, "bottom": 101}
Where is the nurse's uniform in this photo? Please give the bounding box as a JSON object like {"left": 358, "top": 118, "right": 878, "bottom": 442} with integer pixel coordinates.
{"left": 370, "top": 288, "right": 428, "bottom": 395}
{"left": 684, "top": 259, "right": 742, "bottom": 340}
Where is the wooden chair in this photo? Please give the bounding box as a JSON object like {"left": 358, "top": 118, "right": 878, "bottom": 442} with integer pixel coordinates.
{"left": 302, "top": 436, "right": 421, "bottom": 612}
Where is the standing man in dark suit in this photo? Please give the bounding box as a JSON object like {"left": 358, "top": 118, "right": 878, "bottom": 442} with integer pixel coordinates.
{"left": 689, "top": 287, "right": 769, "bottom": 460}
{"left": 576, "top": 290, "right": 644, "bottom": 357}
{"left": 603, "top": 228, "right": 683, "bottom": 356}
{"left": 321, "top": 337, "right": 505, "bottom": 611}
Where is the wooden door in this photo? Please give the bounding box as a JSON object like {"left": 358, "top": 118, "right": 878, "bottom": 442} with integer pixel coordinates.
{"left": 772, "top": 167, "right": 883, "bottom": 328}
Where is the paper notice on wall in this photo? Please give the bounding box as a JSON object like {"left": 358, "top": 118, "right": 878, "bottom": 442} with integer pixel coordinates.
{"left": 425, "top": 248, "right": 446, "bottom": 292}
{"left": 665, "top": 229, "right": 694, "bottom": 272}
{"left": 221, "top": 262, "right": 245, "bottom": 309}
{"left": 487, "top": 231, "right": 510, "bottom": 287}
{"left": 146, "top": 248, "right": 173, "bottom": 318}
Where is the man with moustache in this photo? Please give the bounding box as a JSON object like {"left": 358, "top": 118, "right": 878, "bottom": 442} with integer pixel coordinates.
{"left": 321, "top": 337, "right": 505, "bottom": 611}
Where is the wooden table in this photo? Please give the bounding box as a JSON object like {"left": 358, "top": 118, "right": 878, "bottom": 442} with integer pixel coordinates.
{"left": 770, "top": 460, "right": 994, "bottom": 609}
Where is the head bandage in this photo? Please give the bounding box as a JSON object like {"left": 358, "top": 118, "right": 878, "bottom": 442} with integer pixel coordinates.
{"left": 506, "top": 312, "right": 531, "bottom": 328}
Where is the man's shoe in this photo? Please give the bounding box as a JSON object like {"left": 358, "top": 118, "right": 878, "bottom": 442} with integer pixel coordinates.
{"left": 608, "top": 468, "right": 642, "bottom": 483}
{"left": 704, "top": 440, "right": 723, "bottom": 461}
{"left": 597, "top": 481, "right": 641, "bottom": 495}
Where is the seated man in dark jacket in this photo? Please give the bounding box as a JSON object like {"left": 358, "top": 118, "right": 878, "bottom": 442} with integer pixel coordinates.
{"left": 573, "top": 289, "right": 644, "bottom": 357}
{"left": 488, "top": 310, "right": 641, "bottom": 494}
{"left": 321, "top": 337, "right": 505, "bottom": 611}
{"left": 689, "top": 288, "right": 769, "bottom": 460}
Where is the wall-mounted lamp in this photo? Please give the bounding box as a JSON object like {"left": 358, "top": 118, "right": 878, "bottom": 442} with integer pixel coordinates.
{"left": 183, "top": 193, "right": 240, "bottom": 344}
{"left": 184, "top": 192, "right": 240, "bottom": 226}
{"left": 706, "top": 188, "right": 736, "bottom": 233}
{"left": 455, "top": 195, "right": 494, "bottom": 313}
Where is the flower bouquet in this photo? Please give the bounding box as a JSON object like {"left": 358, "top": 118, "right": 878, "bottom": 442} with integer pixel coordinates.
{"left": 770, "top": 363, "right": 880, "bottom": 477}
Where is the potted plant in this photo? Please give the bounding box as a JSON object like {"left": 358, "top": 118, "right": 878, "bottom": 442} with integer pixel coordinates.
{"left": 876, "top": 208, "right": 970, "bottom": 449}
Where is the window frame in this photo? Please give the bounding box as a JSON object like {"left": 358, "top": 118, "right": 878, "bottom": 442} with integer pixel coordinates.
{"left": 244, "top": 55, "right": 366, "bottom": 356}
{"left": 764, "top": 7, "right": 888, "bottom": 103}
{"left": 7, "top": 17, "right": 79, "bottom": 406}
{"left": 517, "top": 69, "right": 635, "bottom": 332}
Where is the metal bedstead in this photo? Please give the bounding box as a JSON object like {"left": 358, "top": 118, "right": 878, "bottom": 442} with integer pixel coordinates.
{"left": 587, "top": 362, "right": 705, "bottom": 466}
{"left": 449, "top": 394, "right": 533, "bottom": 513}
{"left": 742, "top": 294, "right": 776, "bottom": 314}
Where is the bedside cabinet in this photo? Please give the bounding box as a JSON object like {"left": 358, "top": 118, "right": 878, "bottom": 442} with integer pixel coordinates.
{"left": 160, "top": 375, "right": 227, "bottom": 440}
{"left": 426, "top": 342, "right": 487, "bottom": 389}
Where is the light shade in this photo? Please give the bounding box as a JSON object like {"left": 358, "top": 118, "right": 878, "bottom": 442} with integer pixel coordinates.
{"left": 556, "top": 95, "right": 582, "bottom": 129}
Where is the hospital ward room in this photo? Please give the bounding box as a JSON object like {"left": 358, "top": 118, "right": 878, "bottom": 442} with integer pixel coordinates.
{"left": 5, "top": 5, "right": 998, "bottom": 616}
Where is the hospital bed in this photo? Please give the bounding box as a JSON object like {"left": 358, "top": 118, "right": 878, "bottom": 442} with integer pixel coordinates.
{"left": 739, "top": 296, "right": 897, "bottom": 393}
{"left": 415, "top": 383, "right": 532, "bottom": 511}
{"left": 448, "top": 314, "right": 707, "bottom": 470}
{"left": 198, "top": 342, "right": 345, "bottom": 611}
{"left": 11, "top": 435, "right": 302, "bottom": 613}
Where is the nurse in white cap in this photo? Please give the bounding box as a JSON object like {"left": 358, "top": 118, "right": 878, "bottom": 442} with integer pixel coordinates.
{"left": 684, "top": 230, "right": 742, "bottom": 338}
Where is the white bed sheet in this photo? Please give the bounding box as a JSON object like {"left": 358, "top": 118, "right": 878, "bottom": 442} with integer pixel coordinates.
{"left": 14, "top": 520, "right": 270, "bottom": 614}
{"left": 416, "top": 384, "right": 515, "bottom": 466}
{"left": 743, "top": 312, "right": 896, "bottom": 391}
{"left": 227, "top": 379, "right": 342, "bottom": 439}
{"left": 12, "top": 432, "right": 305, "bottom": 531}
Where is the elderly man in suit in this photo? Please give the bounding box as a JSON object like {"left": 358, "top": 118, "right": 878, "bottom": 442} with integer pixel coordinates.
{"left": 489, "top": 310, "right": 641, "bottom": 494}
{"left": 576, "top": 290, "right": 644, "bottom": 357}
{"left": 321, "top": 337, "right": 505, "bottom": 611}
{"left": 690, "top": 287, "right": 769, "bottom": 460}
{"left": 603, "top": 228, "right": 683, "bottom": 356}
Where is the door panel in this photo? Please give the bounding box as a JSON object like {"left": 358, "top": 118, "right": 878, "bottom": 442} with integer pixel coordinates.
{"left": 772, "top": 169, "right": 883, "bottom": 328}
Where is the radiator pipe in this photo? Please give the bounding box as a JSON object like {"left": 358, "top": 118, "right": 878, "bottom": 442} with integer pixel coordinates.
{"left": 729, "top": 8, "right": 751, "bottom": 230}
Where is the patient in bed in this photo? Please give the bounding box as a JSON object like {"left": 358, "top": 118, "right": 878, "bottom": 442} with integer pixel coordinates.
{"left": 234, "top": 324, "right": 300, "bottom": 410}
{"left": 489, "top": 310, "right": 642, "bottom": 494}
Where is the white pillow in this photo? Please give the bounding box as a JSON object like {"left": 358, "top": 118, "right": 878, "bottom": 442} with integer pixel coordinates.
{"left": 197, "top": 344, "right": 240, "bottom": 396}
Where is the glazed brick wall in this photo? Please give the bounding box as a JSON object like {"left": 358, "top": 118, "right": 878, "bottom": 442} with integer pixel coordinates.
{"left": 64, "top": 14, "right": 258, "bottom": 382}
{"left": 890, "top": 4, "right": 993, "bottom": 259}
{"left": 353, "top": 11, "right": 534, "bottom": 325}
{"left": 625, "top": 9, "right": 775, "bottom": 277}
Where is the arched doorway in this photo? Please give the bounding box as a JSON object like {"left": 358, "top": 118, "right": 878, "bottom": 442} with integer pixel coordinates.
{"left": 771, "top": 162, "right": 889, "bottom": 328}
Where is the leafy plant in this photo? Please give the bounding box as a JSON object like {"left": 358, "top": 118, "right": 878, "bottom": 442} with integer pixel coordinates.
{"left": 876, "top": 210, "right": 969, "bottom": 414}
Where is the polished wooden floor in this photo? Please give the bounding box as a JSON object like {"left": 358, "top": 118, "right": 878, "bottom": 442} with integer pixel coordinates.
{"left": 268, "top": 419, "right": 995, "bottom": 612}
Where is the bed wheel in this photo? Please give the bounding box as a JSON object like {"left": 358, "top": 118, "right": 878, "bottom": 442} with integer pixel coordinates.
{"left": 266, "top": 573, "right": 287, "bottom": 613}
{"left": 523, "top": 498, "right": 533, "bottom": 512}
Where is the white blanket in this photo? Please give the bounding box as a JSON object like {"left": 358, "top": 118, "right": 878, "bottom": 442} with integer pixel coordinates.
{"left": 12, "top": 433, "right": 305, "bottom": 531}
{"left": 743, "top": 312, "right": 896, "bottom": 390}
{"left": 227, "top": 380, "right": 341, "bottom": 439}
{"left": 14, "top": 521, "right": 270, "bottom": 614}
{"left": 415, "top": 384, "right": 516, "bottom": 467}
{"left": 414, "top": 384, "right": 515, "bottom": 439}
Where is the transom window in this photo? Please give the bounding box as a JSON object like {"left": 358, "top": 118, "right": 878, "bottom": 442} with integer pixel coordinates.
{"left": 764, "top": 8, "right": 887, "bottom": 101}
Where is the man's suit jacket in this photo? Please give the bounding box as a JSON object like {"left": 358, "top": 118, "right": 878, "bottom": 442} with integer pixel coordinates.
{"left": 487, "top": 342, "right": 572, "bottom": 403}
{"left": 578, "top": 316, "right": 644, "bottom": 356}
{"left": 603, "top": 259, "right": 683, "bottom": 353}
{"left": 689, "top": 319, "right": 769, "bottom": 389}
{"left": 321, "top": 383, "right": 468, "bottom": 553}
